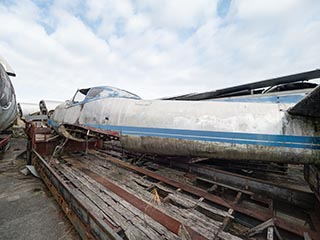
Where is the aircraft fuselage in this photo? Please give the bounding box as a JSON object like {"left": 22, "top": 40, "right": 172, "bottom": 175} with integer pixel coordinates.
{"left": 0, "top": 64, "right": 17, "bottom": 132}
{"left": 49, "top": 87, "right": 320, "bottom": 164}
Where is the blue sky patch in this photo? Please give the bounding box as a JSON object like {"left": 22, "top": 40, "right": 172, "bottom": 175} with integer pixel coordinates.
{"left": 217, "top": 0, "right": 232, "bottom": 18}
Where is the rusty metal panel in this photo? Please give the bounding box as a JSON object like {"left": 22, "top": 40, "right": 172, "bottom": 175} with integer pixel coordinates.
{"left": 25, "top": 121, "right": 100, "bottom": 156}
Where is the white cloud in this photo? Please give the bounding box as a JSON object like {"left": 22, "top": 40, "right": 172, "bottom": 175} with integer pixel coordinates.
{"left": 135, "top": 0, "right": 217, "bottom": 29}
{"left": 0, "top": 0, "right": 319, "bottom": 103}
{"left": 235, "top": 0, "right": 302, "bottom": 19}
{"left": 126, "top": 14, "right": 150, "bottom": 34}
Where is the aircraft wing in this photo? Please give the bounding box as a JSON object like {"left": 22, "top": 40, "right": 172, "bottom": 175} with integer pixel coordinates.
{"left": 288, "top": 85, "right": 320, "bottom": 118}
{"left": 163, "top": 69, "right": 320, "bottom": 100}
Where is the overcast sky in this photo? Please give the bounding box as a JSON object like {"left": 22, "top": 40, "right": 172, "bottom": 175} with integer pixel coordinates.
{"left": 1, "top": 0, "right": 320, "bottom": 102}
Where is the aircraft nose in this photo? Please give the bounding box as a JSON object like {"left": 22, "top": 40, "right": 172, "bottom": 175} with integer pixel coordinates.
{"left": 0, "top": 65, "right": 14, "bottom": 109}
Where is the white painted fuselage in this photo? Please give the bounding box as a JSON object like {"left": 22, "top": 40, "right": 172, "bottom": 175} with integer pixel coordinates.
{"left": 50, "top": 87, "right": 320, "bottom": 164}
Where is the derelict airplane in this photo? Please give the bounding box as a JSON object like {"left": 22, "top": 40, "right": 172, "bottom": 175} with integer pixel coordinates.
{"left": 49, "top": 70, "right": 320, "bottom": 164}
{"left": 18, "top": 100, "right": 62, "bottom": 118}
{"left": 0, "top": 55, "right": 17, "bottom": 132}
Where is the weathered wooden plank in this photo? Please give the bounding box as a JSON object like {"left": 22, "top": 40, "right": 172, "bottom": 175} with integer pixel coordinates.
{"left": 58, "top": 165, "right": 149, "bottom": 240}
{"left": 153, "top": 182, "right": 229, "bottom": 220}
{"left": 94, "top": 166, "right": 238, "bottom": 240}
{"left": 61, "top": 172, "right": 119, "bottom": 229}
{"left": 60, "top": 167, "right": 129, "bottom": 227}
{"left": 112, "top": 170, "right": 224, "bottom": 230}
{"left": 65, "top": 155, "right": 234, "bottom": 236}
{"left": 62, "top": 154, "right": 241, "bottom": 239}
{"left": 165, "top": 203, "right": 219, "bottom": 238}
{"left": 71, "top": 166, "right": 181, "bottom": 240}
{"left": 60, "top": 163, "right": 179, "bottom": 240}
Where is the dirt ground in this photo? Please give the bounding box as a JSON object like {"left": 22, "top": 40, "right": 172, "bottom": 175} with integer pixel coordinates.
{"left": 0, "top": 137, "right": 79, "bottom": 240}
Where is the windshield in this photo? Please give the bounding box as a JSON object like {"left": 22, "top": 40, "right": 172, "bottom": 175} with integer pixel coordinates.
{"left": 86, "top": 86, "right": 141, "bottom": 100}
{"left": 71, "top": 86, "right": 141, "bottom": 104}
{"left": 72, "top": 89, "right": 88, "bottom": 103}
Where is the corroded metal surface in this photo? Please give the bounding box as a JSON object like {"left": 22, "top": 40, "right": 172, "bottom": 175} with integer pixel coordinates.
{"left": 25, "top": 121, "right": 100, "bottom": 157}
{"left": 50, "top": 85, "right": 320, "bottom": 164}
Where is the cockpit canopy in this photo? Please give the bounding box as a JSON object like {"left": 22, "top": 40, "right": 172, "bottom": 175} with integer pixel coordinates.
{"left": 72, "top": 86, "right": 141, "bottom": 104}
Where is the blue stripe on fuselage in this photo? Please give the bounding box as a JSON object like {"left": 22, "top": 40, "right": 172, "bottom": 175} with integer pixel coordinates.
{"left": 83, "top": 123, "right": 320, "bottom": 150}
{"left": 48, "top": 120, "right": 320, "bottom": 150}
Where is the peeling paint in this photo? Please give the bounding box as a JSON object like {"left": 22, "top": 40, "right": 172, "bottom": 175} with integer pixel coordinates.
{"left": 50, "top": 88, "right": 320, "bottom": 164}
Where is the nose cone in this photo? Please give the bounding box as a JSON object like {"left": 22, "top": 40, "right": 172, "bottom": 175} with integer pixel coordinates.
{"left": 0, "top": 64, "right": 17, "bottom": 131}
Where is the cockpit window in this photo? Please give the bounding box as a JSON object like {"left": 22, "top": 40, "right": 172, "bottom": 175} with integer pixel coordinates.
{"left": 86, "top": 87, "right": 104, "bottom": 99}
{"left": 71, "top": 86, "right": 141, "bottom": 104}
{"left": 73, "top": 89, "right": 87, "bottom": 103}
{"left": 86, "top": 86, "right": 141, "bottom": 100}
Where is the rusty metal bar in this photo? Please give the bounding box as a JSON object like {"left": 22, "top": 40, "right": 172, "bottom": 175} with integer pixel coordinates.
{"left": 77, "top": 166, "right": 207, "bottom": 240}
{"left": 96, "top": 151, "right": 320, "bottom": 240}
{"left": 32, "top": 150, "right": 122, "bottom": 240}
{"left": 25, "top": 122, "right": 100, "bottom": 158}
{"left": 96, "top": 152, "right": 232, "bottom": 208}
{"left": 0, "top": 134, "right": 10, "bottom": 150}
{"left": 159, "top": 159, "right": 314, "bottom": 209}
